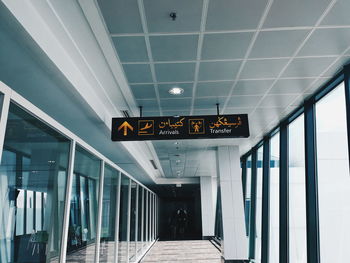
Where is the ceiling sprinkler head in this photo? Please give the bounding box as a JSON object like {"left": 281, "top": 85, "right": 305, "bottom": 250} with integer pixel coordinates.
{"left": 170, "top": 12, "right": 177, "bottom": 21}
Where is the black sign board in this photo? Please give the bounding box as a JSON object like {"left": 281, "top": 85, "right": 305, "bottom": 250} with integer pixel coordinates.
{"left": 112, "top": 114, "right": 249, "bottom": 141}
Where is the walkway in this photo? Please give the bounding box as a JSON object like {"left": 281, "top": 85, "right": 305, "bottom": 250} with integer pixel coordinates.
{"left": 141, "top": 240, "right": 222, "bottom": 263}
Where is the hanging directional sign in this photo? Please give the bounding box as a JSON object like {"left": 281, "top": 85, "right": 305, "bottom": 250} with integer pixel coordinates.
{"left": 111, "top": 114, "right": 249, "bottom": 141}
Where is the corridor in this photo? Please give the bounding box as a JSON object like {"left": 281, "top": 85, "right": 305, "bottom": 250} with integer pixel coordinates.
{"left": 141, "top": 240, "right": 221, "bottom": 263}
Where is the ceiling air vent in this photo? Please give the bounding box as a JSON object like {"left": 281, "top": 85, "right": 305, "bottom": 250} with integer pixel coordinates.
{"left": 121, "top": 110, "right": 130, "bottom": 118}
{"left": 150, "top": 160, "right": 158, "bottom": 170}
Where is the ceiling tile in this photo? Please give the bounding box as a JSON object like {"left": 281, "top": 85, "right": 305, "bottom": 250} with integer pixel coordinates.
{"left": 130, "top": 84, "right": 156, "bottom": 99}
{"left": 194, "top": 97, "right": 227, "bottom": 108}
{"left": 233, "top": 79, "right": 274, "bottom": 95}
{"left": 250, "top": 30, "right": 309, "bottom": 58}
{"left": 201, "top": 33, "right": 253, "bottom": 60}
{"left": 249, "top": 107, "right": 285, "bottom": 124}
{"left": 196, "top": 81, "right": 233, "bottom": 97}
{"left": 224, "top": 107, "right": 254, "bottom": 114}
{"left": 136, "top": 99, "right": 158, "bottom": 109}
{"left": 227, "top": 95, "right": 263, "bottom": 108}
{"left": 322, "top": 56, "right": 350, "bottom": 77}
{"left": 143, "top": 0, "right": 203, "bottom": 33}
{"left": 158, "top": 83, "right": 193, "bottom": 99}
{"left": 143, "top": 110, "right": 161, "bottom": 117}
{"left": 155, "top": 63, "right": 195, "bottom": 82}
{"left": 263, "top": 0, "right": 331, "bottom": 28}
{"left": 298, "top": 28, "right": 350, "bottom": 56}
{"left": 269, "top": 78, "right": 316, "bottom": 94}
{"left": 282, "top": 57, "right": 336, "bottom": 78}
{"left": 193, "top": 109, "right": 217, "bottom": 115}
{"left": 113, "top": 37, "right": 148, "bottom": 62}
{"left": 206, "top": 0, "right": 268, "bottom": 31}
{"left": 162, "top": 109, "right": 191, "bottom": 116}
{"left": 259, "top": 94, "right": 299, "bottom": 107}
{"left": 321, "top": 0, "right": 350, "bottom": 26}
{"left": 123, "top": 64, "right": 153, "bottom": 83}
{"left": 240, "top": 59, "right": 288, "bottom": 79}
{"left": 198, "top": 61, "right": 241, "bottom": 81}
{"left": 150, "top": 35, "right": 198, "bottom": 61}
{"left": 306, "top": 77, "right": 331, "bottom": 94}
{"left": 97, "top": 0, "right": 143, "bottom": 34}
{"left": 160, "top": 98, "right": 192, "bottom": 110}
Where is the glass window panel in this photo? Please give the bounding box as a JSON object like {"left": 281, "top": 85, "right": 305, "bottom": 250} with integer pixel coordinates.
{"left": 137, "top": 187, "right": 143, "bottom": 254}
{"left": 255, "top": 146, "right": 263, "bottom": 262}
{"left": 118, "top": 175, "right": 130, "bottom": 262}
{"left": 289, "top": 115, "right": 307, "bottom": 263}
{"left": 245, "top": 155, "right": 252, "bottom": 237}
{"left": 99, "top": 165, "right": 119, "bottom": 263}
{"left": 129, "top": 181, "right": 137, "bottom": 262}
{"left": 143, "top": 190, "right": 148, "bottom": 247}
{"left": 66, "top": 146, "right": 101, "bottom": 262}
{"left": 316, "top": 83, "right": 350, "bottom": 263}
{"left": 270, "top": 133, "right": 280, "bottom": 263}
{"left": 26, "top": 191, "right": 34, "bottom": 234}
{"left": 16, "top": 189, "right": 25, "bottom": 236}
{"left": 148, "top": 192, "right": 152, "bottom": 243}
{"left": 0, "top": 103, "right": 70, "bottom": 263}
{"left": 35, "top": 192, "right": 42, "bottom": 231}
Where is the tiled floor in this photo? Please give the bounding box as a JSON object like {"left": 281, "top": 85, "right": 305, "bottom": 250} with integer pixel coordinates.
{"left": 141, "top": 240, "right": 222, "bottom": 263}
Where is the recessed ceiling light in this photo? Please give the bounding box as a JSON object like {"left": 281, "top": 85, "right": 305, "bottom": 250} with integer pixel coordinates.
{"left": 169, "top": 86, "right": 184, "bottom": 95}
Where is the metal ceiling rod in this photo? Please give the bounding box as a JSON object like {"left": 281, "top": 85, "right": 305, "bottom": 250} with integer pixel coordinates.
{"left": 216, "top": 103, "right": 220, "bottom": 115}
{"left": 139, "top": 106, "right": 143, "bottom": 117}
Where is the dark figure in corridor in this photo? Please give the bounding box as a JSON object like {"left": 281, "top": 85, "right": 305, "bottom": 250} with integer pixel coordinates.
{"left": 169, "top": 208, "right": 188, "bottom": 239}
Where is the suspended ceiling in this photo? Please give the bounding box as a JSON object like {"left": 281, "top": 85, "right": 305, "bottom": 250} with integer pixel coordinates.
{"left": 94, "top": 0, "right": 350, "bottom": 178}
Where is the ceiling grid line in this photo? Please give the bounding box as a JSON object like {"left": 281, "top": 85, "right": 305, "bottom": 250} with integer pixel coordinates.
{"left": 189, "top": 0, "right": 209, "bottom": 115}
{"left": 221, "top": 0, "right": 275, "bottom": 113}
{"left": 121, "top": 54, "right": 339, "bottom": 65}
{"left": 247, "top": 0, "right": 338, "bottom": 117}
{"left": 109, "top": 24, "right": 350, "bottom": 38}
{"left": 137, "top": 0, "right": 163, "bottom": 115}
{"left": 129, "top": 76, "right": 332, "bottom": 86}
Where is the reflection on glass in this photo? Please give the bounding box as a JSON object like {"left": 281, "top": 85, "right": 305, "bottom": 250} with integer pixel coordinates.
{"left": 66, "top": 146, "right": 101, "bottom": 262}
{"left": 245, "top": 155, "right": 252, "bottom": 237}
{"left": 118, "top": 175, "right": 130, "bottom": 262}
{"left": 0, "top": 103, "right": 70, "bottom": 263}
{"left": 129, "top": 181, "right": 137, "bottom": 262}
{"left": 255, "top": 146, "right": 263, "bottom": 262}
{"left": 270, "top": 133, "right": 280, "bottom": 263}
{"left": 289, "top": 115, "right": 307, "bottom": 263}
{"left": 316, "top": 83, "right": 350, "bottom": 263}
{"left": 99, "top": 165, "right": 119, "bottom": 263}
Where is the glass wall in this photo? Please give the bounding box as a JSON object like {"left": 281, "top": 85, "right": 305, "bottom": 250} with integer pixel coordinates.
{"left": 245, "top": 155, "right": 252, "bottom": 237}
{"left": 143, "top": 190, "right": 148, "bottom": 247}
{"left": 66, "top": 146, "right": 101, "bottom": 262}
{"left": 0, "top": 103, "right": 70, "bottom": 263}
{"left": 316, "top": 83, "right": 350, "bottom": 263}
{"left": 129, "top": 181, "right": 137, "bottom": 262}
{"left": 0, "top": 86, "right": 158, "bottom": 263}
{"left": 255, "top": 146, "right": 263, "bottom": 262}
{"left": 289, "top": 115, "right": 307, "bottom": 263}
{"left": 118, "top": 175, "right": 130, "bottom": 262}
{"left": 137, "top": 186, "right": 143, "bottom": 255}
{"left": 269, "top": 133, "right": 280, "bottom": 263}
{"left": 99, "top": 165, "right": 119, "bottom": 262}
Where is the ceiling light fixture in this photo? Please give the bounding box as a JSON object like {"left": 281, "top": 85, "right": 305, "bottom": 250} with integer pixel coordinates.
{"left": 168, "top": 86, "right": 184, "bottom": 95}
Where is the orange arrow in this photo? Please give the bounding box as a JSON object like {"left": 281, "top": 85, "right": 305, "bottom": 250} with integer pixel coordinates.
{"left": 118, "top": 121, "right": 134, "bottom": 136}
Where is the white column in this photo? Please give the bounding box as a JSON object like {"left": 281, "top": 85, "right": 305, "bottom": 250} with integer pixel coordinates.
{"left": 200, "top": 176, "right": 217, "bottom": 237}
{"left": 217, "top": 146, "right": 248, "bottom": 260}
